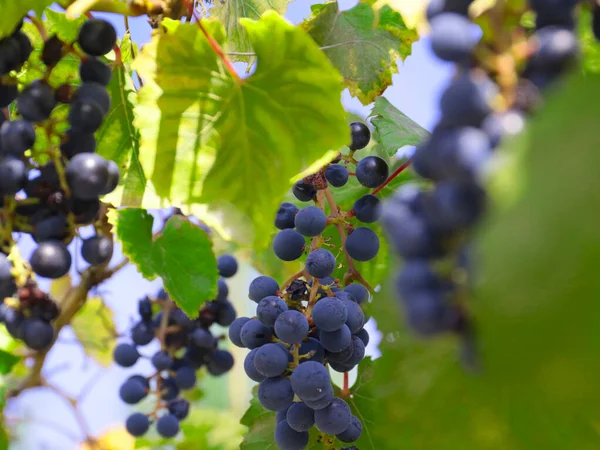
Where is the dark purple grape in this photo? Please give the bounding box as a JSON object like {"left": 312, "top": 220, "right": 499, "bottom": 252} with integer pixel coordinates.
{"left": 258, "top": 376, "right": 294, "bottom": 411}
{"left": 275, "top": 202, "right": 299, "bottom": 229}
{"left": 314, "top": 397, "right": 352, "bottom": 435}
{"left": 286, "top": 402, "right": 315, "bottom": 432}
{"left": 319, "top": 324, "right": 352, "bottom": 353}
{"left": 113, "top": 343, "right": 139, "bottom": 367}
{"left": 249, "top": 276, "right": 279, "bottom": 302}
{"left": 290, "top": 361, "right": 331, "bottom": 401}
{"left": 0, "top": 119, "right": 36, "bottom": 156}
{"left": 80, "top": 57, "right": 112, "bottom": 85}
{"left": 344, "top": 284, "right": 369, "bottom": 305}
{"left": 345, "top": 227, "right": 380, "bottom": 262}
{"left": 131, "top": 320, "right": 154, "bottom": 346}
{"left": 81, "top": 235, "right": 113, "bottom": 265}
{"left": 151, "top": 350, "right": 173, "bottom": 371}
{"left": 325, "top": 164, "right": 349, "bottom": 187}
{"left": 305, "top": 249, "right": 336, "bottom": 278}
{"left": 125, "top": 413, "right": 149, "bottom": 437}
{"left": 100, "top": 160, "right": 119, "bottom": 195}
{"left": 229, "top": 317, "right": 250, "bottom": 347}
{"left": 30, "top": 241, "right": 71, "bottom": 279}
{"left": 168, "top": 398, "right": 190, "bottom": 420}
{"left": 336, "top": 415, "right": 363, "bottom": 443}
{"left": 356, "top": 156, "right": 389, "bottom": 188}
{"left": 353, "top": 194, "right": 381, "bottom": 223}
{"left": 273, "top": 229, "right": 306, "bottom": 261}
{"left": 17, "top": 80, "right": 56, "bottom": 122}
{"left": 275, "top": 420, "right": 309, "bottom": 450}
{"left": 22, "top": 319, "right": 54, "bottom": 350}
{"left": 60, "top": 129, "right": 96, "bottom": 159}
{"left": 274, "top": 310, "right": 309, "bottom": 345}
{"left": 240, "top": 318, "right": 273, "bottom": 349}
{"left": 244, "top": 348, "right": 267, "bottom": 382}
{"left": 253, "top": 342, "right": 290, "bottom": 377}
{"left": 78, "top": 19, "right": 117, "bottom": 56}
{"left": 292, "top": 181, "right": 316, "bottom": 202}
{"left": 0, "top": 82, "right": 17, "bottom": 107}
{"left": 66, "top": 153, "right": 109, "bottom": 200}
{"left": 217, "top": 254, "right": 238, "bottom": 278}
{"left": 257, "top": 295, "right": 288, "bottom": 327}
{"left": 156, "top": 414, "right": 180, "bottom": 438}
{"left": 0, "top": 156, "right": 27, "bottom": 194}
{"left": 312, "top": 297, "right": 347, "bottom": 332}
{"left": 349, "top": 122, "right": 370, "bottom": 150}
{"left": 430, "top": 13, "right": 477, "bottom": 63}
{"left": 294, "top": 206, "right": 327, "bottom": 237}
{"left": 68, "top": 100, "right": 104, "bottom": 133}
{"left": 174, "top": 366, "right": 197, "bottom": 390}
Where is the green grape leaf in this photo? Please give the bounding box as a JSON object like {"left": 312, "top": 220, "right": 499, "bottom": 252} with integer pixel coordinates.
{"left": 0, "top": 349, "right": 19, "bottom": 375}
{"left": 366, "top": 74, "right": 600, "bottom": 449}
{"left": 132, "top": 13, "right": 347, "bottom": 246}
{"left": 70, "top": 296, "right": 117, "bottom": 367}
{"left": 114, "top": 208, "right": 156, "bottom": 279}
{"left": 369, "top": 96, "right": 430, "bottom": 155}
{"left": 45, "top": 8, "right": 86, "bottom": 43}
{"left": 151, "top": 216, "right": 218, "bottom": 317}
{"left": 97, "top": 34, "right": 148, "bottom": 208}
{"left": 302, "top": 0, "right": 418, "bottom": 105}
{"left": 579, "top": 9, "right": 600, "bottom": 75}
{"left": 210, "top": 0, "right": 290, "bottom": 61}
{"left": 0, "top": 0, "right": 54, "bottom": 39}
{"left": 240, "top": 387, "right": 327, "bottom": 450}
{"left": 115, "top": 209, "right": 218, "bottom": 317}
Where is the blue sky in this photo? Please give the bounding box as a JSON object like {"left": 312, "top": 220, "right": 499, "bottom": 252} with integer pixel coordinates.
{"left": 6, "top": 4, "right": 451, "bottom": 449}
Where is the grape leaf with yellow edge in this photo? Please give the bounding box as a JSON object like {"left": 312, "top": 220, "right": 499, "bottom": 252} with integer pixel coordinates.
{"left": 302, "top": 0, "right": 418, "bottom": 105}
{"left": 132, "top": 13, "right": 348, "bottom": 246}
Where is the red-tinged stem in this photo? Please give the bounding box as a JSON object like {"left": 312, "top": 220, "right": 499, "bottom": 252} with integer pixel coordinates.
{"left": 372, "top": 159, "right": 412, "bottom": 196}
{"left": 342, "top": 372, "right": 350, "bottom": 397}
{"left": 184, "top": 0, "right": 241, "bottom": 82}
{"left": 26, "top": 14, "right": 48, "bottom": 41}
{"left": 113, "top": 44, "right": 122, "bottom": 65}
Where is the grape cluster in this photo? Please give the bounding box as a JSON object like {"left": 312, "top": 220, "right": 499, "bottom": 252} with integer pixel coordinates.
{"left": 231, "top": 124, "right": 381, "bottom": 449}
{"left": 116, "top": 255, "right": 238, "bottom": 439}
{"left": 382, "top": 2, "right": 580, "bottom": 343}
{"left": 0, "top": 18, "right": 119, "bottom": 281}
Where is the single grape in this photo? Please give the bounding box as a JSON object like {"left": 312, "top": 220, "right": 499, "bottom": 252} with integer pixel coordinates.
{"left": 305, "top": 249, "right": 336, "bottom": 279}
{"left": 353, "top": 194, "right": 382, "bottom": 223}
{"left": 273, "top": 229, "right": 306, "bottom": 261}
{"left": 190, "top": 328, "right": 215, "bottom": 349}
{"left": 290, "top": 361, "right": 331, "bottom": 401}
{"left": 294, "top": 206, "right": 327, "bottom": 237}
{"left": 100, "top": 160, "right": 119, "bottom": 195}
{"left": 240, "top": 318, "right": 273, "bottom": 349}
{"left": 17, "top": 80, "right": 56, "bottom": 122}
{"left": 286, "top": 402, "right": 315, "bottom": 432}
{"left": 152, "top": 350, "right": 173, "bottom": 371}
{"left": 217, "top": 254, "right": 238, "bottom": 278}
{"left": 345, "top": 227, "right": 380, "bottom": 262}
{"left": 174, "top": 366, "right": 197, "bottom": 390}
{"left": 343, "top": 299, "right": 365, "bottom": 333}
{"left": 356, "top": 156, "right": 389, "bottom": 188}
{"left": 325, "top": 164, "right": 349, "bottom": 187}
{"left": 257, "top": 295, "right": 288, "bottom": 327}
{"left": 156, "top": 414, "right": 180, "bottom": 438}
{"left": 138, "top": 297, "right": 153, "bottom": 320}
{"left": 42, "top": 35, "right": 64, "bottom": 67}
{"left": 216, "top": 278, "right": 228, "bottom": 302}
{"left": 343, "top": 284, "right": 369, "bottom": 305}
{"left": 314, "top": 397, "right": 352, "bottom": 435}
{"left": 319, "top": 324, "right": 352, "bottom": 353}
{"left": 79, "top": 57, "right": 112, "bottom": 85}
{"left": 249, "top": 275, "right": 280, "bottom": 302}
{"left": 31, "top": 214, "right": 70, "bottom": 244}
{"left": 299, "top": 337, "right": 325, "bottom": 364}
{"left": 125, "top": 413, "right": 150, "bottom": 437}
{"left": 244, "top": 348, "right": 267, "bottom": 382}
{"left": 253, "top": 342, "right": 290, "bottom": 377}
{"left": 30, "top": 241, "right": 72, "bottom": 279}
{"left": 73, "top": 82, "right": 111, "bottom": 114}
{"left": 131, "top": 320, "right": 154, "bottom": 346}
{"left": 60, "top": 129, "right": 96, "bottom": 159}
{"left": 229, "top": 317, "right": 251, "bottom": 347}
{"left": 355, "top": 328, "right": 370, "bottom": 346}
{"left": 312, "top": 297, "right": 348, "bottom": 332}
{"left": 215, "top": 300, "right": 237, "bottom": 326}
{"left": 349, "top": 122, "right": 370, "bottom": 150}
{"left": 66, "top": 153, "right": 109, "bottom": 200}
{"left": 258, "top": 376, "right": 295, "bottom": 411}
{"left": 292, "top": 181, "right": 316, "bottom": 202}
{"left": 78, "top": 19, "right": 117, "bottom": 57}
{"left": 336, "top": 415, "right": 363, "bottom": 443}
{"left": 274, "top": 420, "right": 309, "bottom": 450}
{"left": 0, "top": 119, "right": 36, "bottom": 156}
{"left": 430, "top": 13, "right": 477, "bottom": 63}
{"left": 439, "top": 73, "right": 497, "bottom": 128}
{"left": 119, "top": 378, "right": 147, "bottom": 404}
{"left": 22, "top": 319, "right": 54, "bottom": 350}
{"left": 68, "top": 100, "right": 104, "bottom": 133}
{"left": 274, "top": 310, "right": 309, "bottom": 345}
{"left": 0, "top": 156, "right": 27, "bottom": 194}
{"left": 275, "top": 202, "right": 299, "bottom": 229}
{"left": 113, "top": 343, "right": 139, "bottom": 367}
{"left": 0, "top": 82, "right": 17, "bottom": 107}
{"left": 168, "top": 398, "right": 190, "bottom": 420}
{"left": 81, "top": 235, "right": 113, "bottom": 265}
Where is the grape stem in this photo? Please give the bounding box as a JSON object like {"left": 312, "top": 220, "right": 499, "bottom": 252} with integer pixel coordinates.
{"left": 183, "top": 0, "right": 241, "bottom": 83}
{"left": 323, "top": 188, "right": 373, "bottom": 293}
{"left": 25, "top": 14, "right": 48, "bottom": 41}
{"left": 342, "top": 371, "right": 350, "bottom": 397}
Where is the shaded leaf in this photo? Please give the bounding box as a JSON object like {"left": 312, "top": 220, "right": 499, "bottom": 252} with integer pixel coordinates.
{"left": 115, "top": 210, "right": 218, "bottom": 317}
{"left": 368, "top": 96, "right": 430, "bottom": 155}
{"left": 366, "top": 74, "right": 600, "bottom": 449}
{"left": 0, "top": 0, "right": 54, "bottom": 39}
{"left": 132, "top": 13, "right": 347, "bottom": 246}
{"left": 97, "top": 34, "right": 148, "bottom": 207}
{"left": 0, "top": 349, "right": 19, "bottom": 375}
{"left": 210, "top": 0, "right": 291, "bottom": 61}
{"left": 115, "top": 208, "right": 155, "bottom": 279}
{"left": 71, "top": 296, "right": 117, "bottom": 367}
{"left": 302, "top": 0, "right": 418, "bottom": 105}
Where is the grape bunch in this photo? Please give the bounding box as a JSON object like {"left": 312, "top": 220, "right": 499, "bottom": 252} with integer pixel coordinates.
{"left": 382, "top": 1, "right": 581, "bottom": 347}
{"left": 231, "top": 124, "right": 381, "bottom": 449}
{"left": 116, "top": 255, "right": 238, "bottom": 439}
{"left": 0, "top": 18, "right": 119, "bottom": 278}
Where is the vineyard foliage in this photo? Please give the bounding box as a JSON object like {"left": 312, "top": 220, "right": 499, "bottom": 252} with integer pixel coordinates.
{"left": 0, "top": 0, "right": 597, "bottom": 450}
